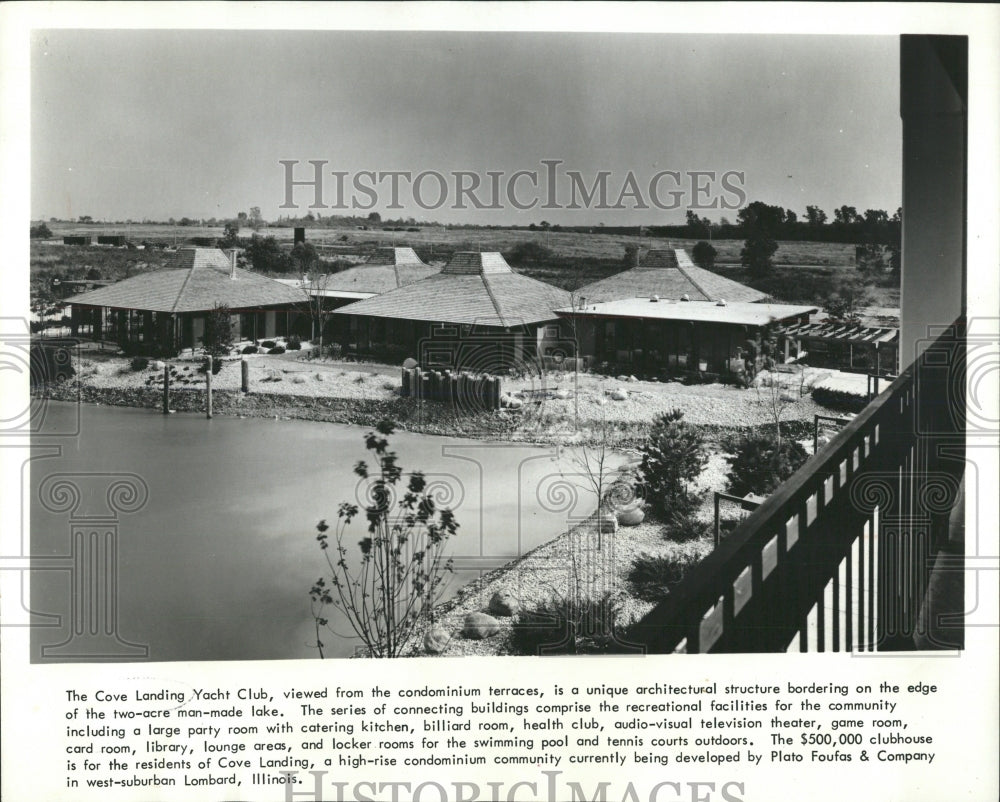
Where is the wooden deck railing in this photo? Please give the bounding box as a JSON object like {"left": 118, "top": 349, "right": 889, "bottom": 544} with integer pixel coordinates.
{"left": 632, "top": 319, "right": 966, "bottom": 653}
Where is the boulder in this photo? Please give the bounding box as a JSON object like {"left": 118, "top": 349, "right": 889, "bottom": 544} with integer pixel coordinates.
{"left": 488, "top": 591, "right": 520, "bottom": 617}
{"left": 596, "top": 512, "right": 619, "bottom": 534}
{"left": 617, "top": 506, "right": 645, "bottom": 526}
{"left": 462, "top": 612, "right": 500, "bottom": 640}
{"left": 423, "top": 625, "right": 453, "bottom": 654}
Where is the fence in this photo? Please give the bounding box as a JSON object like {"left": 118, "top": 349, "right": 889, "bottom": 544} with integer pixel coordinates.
{"left": 631, "top": 318, "right": 966, "bottom": 653}
{"left": 401, "top": 366, "right": 502, "bottom": 410}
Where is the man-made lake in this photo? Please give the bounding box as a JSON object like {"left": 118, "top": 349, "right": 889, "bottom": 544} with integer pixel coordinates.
{"left": 29, "top": 402, "right": 612, "bottom": 661}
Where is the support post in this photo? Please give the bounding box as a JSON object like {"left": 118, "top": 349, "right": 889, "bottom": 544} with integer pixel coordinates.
{"left": 206, "top": 356, "right": 213, "bottom": 419}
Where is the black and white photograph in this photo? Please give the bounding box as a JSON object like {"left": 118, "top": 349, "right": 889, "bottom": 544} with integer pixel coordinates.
{"left": 2, "top": 3, "right": 998, "bottom": 802}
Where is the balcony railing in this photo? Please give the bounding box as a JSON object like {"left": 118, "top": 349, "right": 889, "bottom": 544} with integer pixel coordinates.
{"left": 632, "top": 319, "right": 966, "bottom": 653}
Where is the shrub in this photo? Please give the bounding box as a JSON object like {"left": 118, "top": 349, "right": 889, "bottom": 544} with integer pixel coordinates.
{"left": 241, "top": 345, "right": 259, "bottom": 354}
{"left": 638, "top": 410, "right": 708, "bottom": 520}
{"left": 268, "top": 346, "right": 286, "bottom": 355}
{"left": 664, "top": 511, "right": 712, "bottom": 542}
{"left": 198, "top": 357, "right": 223, "bottom": 375}
{"left": 692, "top": 240, "right": 717, "bottom": 270}
{"left": 286, "top": 335, "right": 302, "bottom": 351}
{"left": 510, "top": 594, "right": 630, "bottom": 656}
{"left": 309, "top": 420, "right": 459, "bottom": 658}
{"left": 628, "top": 550, "right": 708, "bottom": 601}
{"left": 130, "top": 356, "right": 149, "bottom": 371}
{"left": 503, "top": 241, "right": 554, "bottom": 266}
{"left": 261, "top": 340, "right": 277, "bottom": 349}
{"left": 726, "top": 432, "right": 809, "bottom": 497}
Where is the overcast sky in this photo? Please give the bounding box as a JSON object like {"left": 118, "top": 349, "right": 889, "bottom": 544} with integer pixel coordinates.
{"left": 31, "top": 30, "right": 901, "bottom": 225}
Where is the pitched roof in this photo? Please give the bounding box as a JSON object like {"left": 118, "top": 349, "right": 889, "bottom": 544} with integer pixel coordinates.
{"left": 333, "top": 252, "right": 571, "bottom": 328}
{"left": 313, "top": 247, "right": 439, "bottom": 296}
{"left": 69, "top": 248, "right": 308, "bottom": 313}
{"left": 575, "top": 248, "right": 767, "bottom": 304}
{"left": 556, "top": 298, "right": 817, "bottom": 326}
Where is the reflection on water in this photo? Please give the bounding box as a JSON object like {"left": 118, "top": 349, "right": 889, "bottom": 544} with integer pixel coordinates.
{"left": 30, "top": 403, "right": 614, "bottom": 661}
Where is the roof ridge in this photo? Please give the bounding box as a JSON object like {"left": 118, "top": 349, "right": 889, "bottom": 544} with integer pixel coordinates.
{"left": 674, "top": 263, "right": 712, "bottom": 301}
{"left": 480, "top": 272, "right": 508, "bottom": 328}
{"left": 170, "top": 259, "right": 198, "bottom": 313}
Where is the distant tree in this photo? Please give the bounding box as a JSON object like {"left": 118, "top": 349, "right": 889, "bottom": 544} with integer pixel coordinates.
{"left": 863, "top": 209, "right": 889, "bottom": 227}
{"left": 30, "top": 222, "right": 53, "bottom": 239}
{"left": 833, "top": 205, "right": 860, "bottom": 225}
{"left": 246, "top": 235, "right": 292, "bottom": 274}
{"left": 805, "top": 205, "right": 827, "bottom": 227}
{"left": 691, "top": 240, "right": 717, "bottom": 270}
{"left": 686, "top": 210, "right": 711, "bottom": 238}
{"left": 219, "top": 220, "right": 240, "bottom": 248}
{"left": 738, "top": 201, "right": 783, "bottom": 277}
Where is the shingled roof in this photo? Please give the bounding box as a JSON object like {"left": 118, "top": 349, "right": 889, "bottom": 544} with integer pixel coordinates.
{"left": 575, "top": 248, "right": 767, "bottom": 304}
{"left": 314, "top": 247, "right": 439, "bottom": 297}
{"left": 69, "top": 248, "right": 308, "bottom": 313}
{"left": 333, "top": 252, "right": 571, "bottom": 328}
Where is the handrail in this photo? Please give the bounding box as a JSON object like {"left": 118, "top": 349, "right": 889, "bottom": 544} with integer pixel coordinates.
{"left": 632, "top": 318, "right": 964, "bottom": 653}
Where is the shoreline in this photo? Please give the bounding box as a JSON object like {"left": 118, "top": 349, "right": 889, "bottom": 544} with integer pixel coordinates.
{"left": 32, "top": 380, "right": 815, "bottom": 449}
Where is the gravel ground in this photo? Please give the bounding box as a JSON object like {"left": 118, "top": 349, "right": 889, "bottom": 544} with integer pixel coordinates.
{"left": 63, "top": 351, "right": 831, "bottom": 446}
{"left": 405, "top": 451, "right": 733, "bottom": 658}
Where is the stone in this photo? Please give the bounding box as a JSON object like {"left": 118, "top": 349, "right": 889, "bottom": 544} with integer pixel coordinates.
{"left": 596, "top": 512, "right": 619, "bottom": 534}
{"left": 488, "top": 591, "right": 520, "bottom": 617}
{"left": 617, "top": 506, "right": 645, "bottom": 526}
{"left": 423, "top": 625, "right": 452, "bottom": 654}
{"left": 462, "top": 612, "right": 500, "bottom": 640}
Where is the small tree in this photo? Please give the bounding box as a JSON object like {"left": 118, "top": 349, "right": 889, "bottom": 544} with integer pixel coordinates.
{"left": 752, "top": 323, "right": 805, "bottom": 450}
{"left": 691, "top": 240, "right": 717, "bottom": 270}
{"left": 310, "top": 421, "right": 459, "bottom": 658}
{"left": 638, "top": 409, "right": 708, "bottom": 519}
{"left": 203, "top": 303, "right": 234, "bottom": 362}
